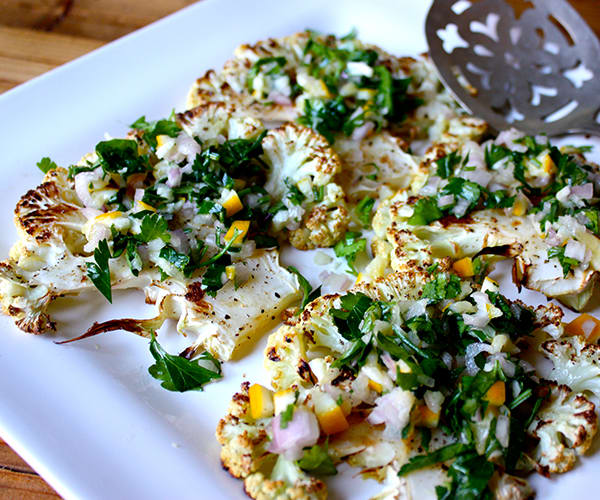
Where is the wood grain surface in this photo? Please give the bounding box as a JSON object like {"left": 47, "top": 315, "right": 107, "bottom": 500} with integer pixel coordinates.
{"left": 1, "top": 0, "right": 600, "bottom": 497}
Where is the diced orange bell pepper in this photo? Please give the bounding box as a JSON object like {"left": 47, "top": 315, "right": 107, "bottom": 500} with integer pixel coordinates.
{"left": 484, "top": 381, "right": 506, "bottom": 406}
{"left": 225, "top": 220, "right": 250, "bottom": 246}
{"left": 248, "top": 383, "right": 274, "bottom": 419}
{"left": 565, "top": 313, "right": 600, "bottom": 343}
{"left": 452, "top": 257, "right": 474, "bottom": 278}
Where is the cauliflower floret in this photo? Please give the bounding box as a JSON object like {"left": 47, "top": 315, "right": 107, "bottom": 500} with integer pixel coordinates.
{"left": 0, "top": 168, "right": 154, "bottom": 333}
{"left": 333, "top": 131, "right": 422, "bottom": 202}
{"left": 244, "top": 456, "right": 327, "bottom": 500}
{"left": 217, "top": 383, "right": 327, "bottom": 500}
{"left": 288, "top": 203, "right": 349, "bottom": 250}
{"left": 541, "top": 335, "right": 600, "bottom": 399}
{"left": 216, "top": 382, "right": 273, "bottom": 478}
{"left": 527, "top": 382, "right": 597, "bottom": 475}
{"left": 262, "top": 123, "right": 341, "bottom": 200}
{"left": 261, "top": 123, "right": 349, "bottom": 248}
{"left": 177, "top": 101, "right": 265, "bottom": 145}
{"left": 265, "top": 294, "right": 345, "bottom": 391}
{"left": 373, "top": 193, "right": 600, "bottom": 309}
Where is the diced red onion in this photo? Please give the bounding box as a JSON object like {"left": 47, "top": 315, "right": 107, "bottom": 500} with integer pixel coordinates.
{"left": 452, "top": 197, "right": 471, "bottom": 218}
{"left": 461, "top": 168, "right": 492, "bottom": 188}
{"left": 351, "top": 122, "right": 375, "bottom": 142}
{"left": 420, "top": 176, "right": 441, "bottom": 196}
{"left": 556, "top": 186, "right": 571, "bottom": 204}
{"left": 441, "top": 352, "right": 453, "bottom": 369}
{"left": 465, "top": 342, "right": 492, "bottom": 375}
{"left": 134, "top": 189, "right": 144, "bottom": 203}
{"left": 170, "top": 229, "right": 190, "bottom": 254}
{"left": 495, "top": 129, "right": 526, "bottom": 151}
{"left": 462, "top": 292, "right": 494, "bottom": 328}
{"left": 321, "top": 272, "right": 353, "bottom": 295}
{"left": 74, "top": 171, "right": 99, "bottom": 207}
{"left": 571, "top": 182, "right": 594, "bottom": 200}
{"left": 545, "top": 227, "right": 561, "bottom": 247}
{"left": 424, "top": 390, "right": 444, "bottom": 414}
{"left": 485, "top": 352, "right": 516, "bottom": 377}
{"left": 437, "top": 194, "right": 454, "bottom": 208}
{"left": 233, "top": 240, "right": 257, "bottom": 261}
{"left": 268, "top": 408, "right": 320, "bottom": 460}
{"left": 367, "top": 388, "right": 414, "bottom": 439}
{"left": 166, "top": 166, "right": 182, "bottom": 188}
{"left": 495, "top": 414, "right": 510, "bottom": 448}
{"left": 176, "top": 133, "right": 201, "bottom": 163}
{"left": 267, "top": 91, "right": 292, "bottom": 106}
{"left": 380, "top": 353, "right": 397, "bottom": 381}
{"left": 564, "top": 239, "right": 587, "bottom": 262}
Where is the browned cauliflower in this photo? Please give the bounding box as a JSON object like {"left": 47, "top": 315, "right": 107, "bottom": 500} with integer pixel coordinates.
{"left": 262, "top": 123, "right": 349, "bottom": 249}
{"left": 541, "top": 335, "right": 600, "bottom": 399}
{"left": 527, "top": 382, "right": 597, "bottom": 475}
{"left": 216, "top": 382, "right": 272, "bottom": 478}
{"left": 243, "top": 459, "right": 327, "bottom": 500}
{"left": 217, "top": 383, "right": 327, "bottom": 500}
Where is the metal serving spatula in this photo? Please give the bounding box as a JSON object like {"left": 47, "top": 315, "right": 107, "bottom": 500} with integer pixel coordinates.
{"left": 425, "top": 0, "right": 600, "bottom": 135}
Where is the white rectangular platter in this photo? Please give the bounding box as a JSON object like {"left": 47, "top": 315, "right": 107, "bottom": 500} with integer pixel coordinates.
{"left": 0, "top": 0, "right": 599, "bottom": 498}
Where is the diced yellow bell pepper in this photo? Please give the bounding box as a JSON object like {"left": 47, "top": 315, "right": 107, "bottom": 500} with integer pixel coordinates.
{"left": 225, "top": 220, "right": 250, "bottom": 246}
{"left": 414, "top": 404, "right": 440, "bottom": 428}
{"left": 512, "top": 198, "right": 527, "bottom": 216}
{"left": 317, "top": 406, "right": 349, "bottom": 435}
{"left": 225, "top": 265, "right": 236, "bottom": 281}
{"left": 273, "top": 388, "right": 296, "bottom": 415}
{"left": 565, "top": 313, "right": 600, "bottom": 343}
{"left": 484, "top": 381, "right": 506, "bottom": 406}
{"left": 452, "top": 257, "right": 474, "bottom": 278}
{"left": 313, "top": 391, "right": 349, "bottom": 435}
{"left": 156, "top": 135, "right": 170, "bottom": 148}
{"left": 137, "top": 200, "right": 156, "bottom": 212}
{"left": 368, "top": 379, "right": 383, "bottom": 393}
{"left": 222, "top": 191, "right": 243, "bottom": 217}
{"left": 95, "top": 211, "right": 122, "bottom": 222}
{"left": 542, "top": 154, "right": 556, "bottom": 174}
{"left": 249, "top": 384, "right": 274, "bottom": 420}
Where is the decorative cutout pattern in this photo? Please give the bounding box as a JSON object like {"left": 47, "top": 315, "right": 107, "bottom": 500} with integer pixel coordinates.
{"left": 426, "top": 0, "right": 600, "bottom": 135}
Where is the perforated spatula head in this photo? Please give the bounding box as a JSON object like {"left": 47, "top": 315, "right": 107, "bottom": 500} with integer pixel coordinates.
{"left": 426, "top": 0, "right": 600, "bottom": 135}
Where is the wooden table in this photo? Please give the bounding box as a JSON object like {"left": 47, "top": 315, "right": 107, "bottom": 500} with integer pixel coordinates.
{"left": 1, "top": 0, "right": 599, "bottom": 497}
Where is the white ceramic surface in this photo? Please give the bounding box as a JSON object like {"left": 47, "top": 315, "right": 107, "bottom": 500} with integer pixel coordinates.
{"left": 0, "top": 0, "right": 599, "bottom": 498}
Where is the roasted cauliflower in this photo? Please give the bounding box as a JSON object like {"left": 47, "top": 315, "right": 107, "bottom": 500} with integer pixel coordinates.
{"left": 541, "top": 335, "right": 600, "bottom": 399}
{"left": 371, "top": 130, "right": 600, "bottom": 309}
{"left": 527, "top": 382, "right": 597, "bottom": 475}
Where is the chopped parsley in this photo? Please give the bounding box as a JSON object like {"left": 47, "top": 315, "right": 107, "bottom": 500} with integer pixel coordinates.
{"left": 148, "top": 333, "right": 221, "bottom": 392}
{"left": 297, "top": 443, "right": 337, "bottom": 476}
{"left": 37, "top": 157, "right": 58, "bottom": 174}
{"left": 280, "top": 402, "right": 295, "bottom": 429}
{"left": 436, "top": 151, "right": 463, "bottom": 178}
{"left": 288, "top": 266, "right": 321, "bottom": 311}
{"left": 96, "top": 138, "right": 150, "bottom": 179}
{"left": 422, "top": 272, "right": 461, "bottom": 303}
{"left": 355, "top": 195, "right": 375, "bottom": 227}
{"left": 333, "top": 231, "right": 366, "bottom": 275}
{"left": 86, "top": 239, "right": 113, "bottom": 303}
{"left": 547, "top": 245, "right": 580, "bottom": 277}
{"left": 246, "top": 56, "right": 287, "bottom": 91}
{"left": 130, "top": 114, "right": 181, "bottom": 151}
